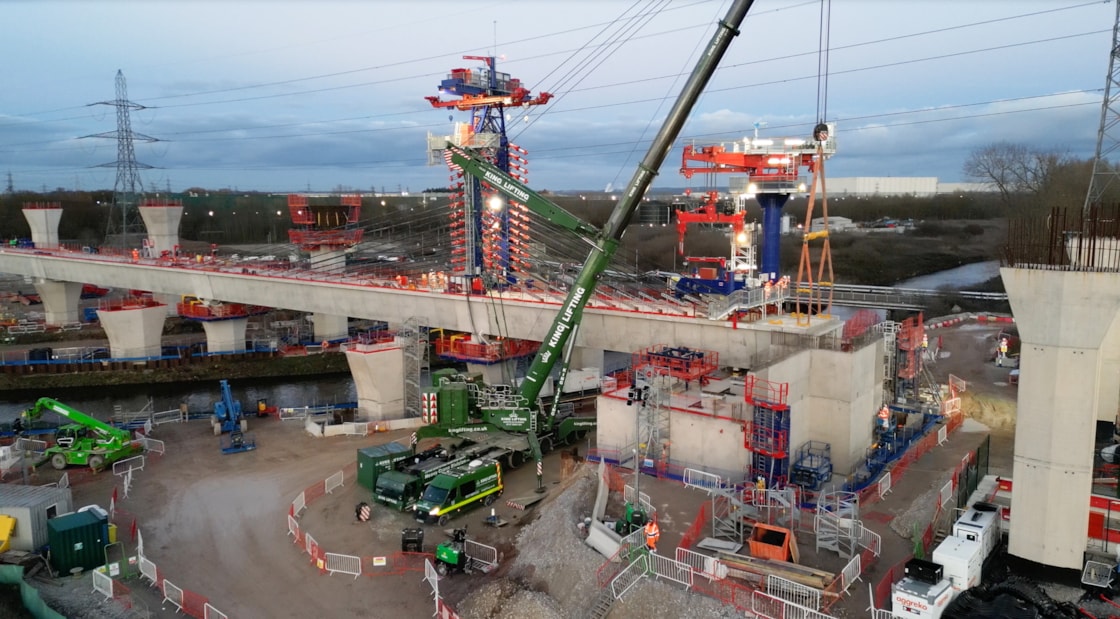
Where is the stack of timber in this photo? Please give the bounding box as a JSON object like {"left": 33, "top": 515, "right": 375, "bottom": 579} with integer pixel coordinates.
{"left": 715, "top": 549, "right": 836, "bottom": 592}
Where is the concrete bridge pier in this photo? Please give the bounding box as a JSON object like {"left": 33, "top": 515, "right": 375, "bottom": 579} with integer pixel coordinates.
{"left": 200, "top": 318, "right": 249, "bottom": 353}
{"left": 1003, "top": 267, "right": 1120, "bottom": 569}
{"left": 345, "top": 341, "right": 404, "bottom": 421}
{"left": 138, "top": 201, "right": 184, "bottom": 257}
{"left": 21, "top": 204, "right": 63, "bottom": 249}
{"left": 32, "top": 280, "right": 83, "bottom": 325}
{"left": 309, "top": 249, "right": 350, "bottom": 342}
{"left": 97, "top": 303, "right": 168, "bottom": 359}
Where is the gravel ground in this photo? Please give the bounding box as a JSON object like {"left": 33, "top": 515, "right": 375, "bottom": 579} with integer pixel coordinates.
{"left": 26, "top": 573, "right": 134, "bottom": 619}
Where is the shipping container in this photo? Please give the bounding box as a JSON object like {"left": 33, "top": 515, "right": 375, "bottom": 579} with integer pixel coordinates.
{"left": 356, "top": 442, "right": 412, "bottom": 491}
{"left": 0, "top": 485, "right": 73, "bottom": 552}
{"left": 48, "top": 510, "right": 108, "bottom": 574}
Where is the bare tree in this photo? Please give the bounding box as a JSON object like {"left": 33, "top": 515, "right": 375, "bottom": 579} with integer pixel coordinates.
{"left": 963, "top": 142, "right": 1074, "bottom": 208}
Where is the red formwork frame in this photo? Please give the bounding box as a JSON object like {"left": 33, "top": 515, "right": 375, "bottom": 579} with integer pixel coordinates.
{"left": 632, "top": 344, "right": 719, "bottom": 382}
{"left": 743, "top": 376, "right": 789, "bottom": 407}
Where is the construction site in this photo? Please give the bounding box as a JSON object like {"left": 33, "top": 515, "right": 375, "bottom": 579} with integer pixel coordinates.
{"left": 3, "top": 1, "right": 1120, "bottom": 618}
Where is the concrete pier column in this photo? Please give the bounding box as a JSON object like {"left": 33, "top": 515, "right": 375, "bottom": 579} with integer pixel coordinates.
{"left": 346, "top": 341, "right": 404, "bottom": 421}
{"left": 1002, "top": 267, "right": 1120, "bottom": 569}
{"left": 21, "top": 204, "right": 63, "bottom": 249}
{"left": 310, "top": 248, "right": 349, "bottom": 341}
{"left": 200, "top": 318, "right": 248, "bottom": 353}
{"left": 138, "top": 201, "right": 184, "bottom": 257}
{"left": 312, "top": 313, "right": 348, "bottom": 343}
{"left": 97, "top": 303, "right": 167, "bottom": 359}
{"left": 31, "top": 280, "right": 82, "bottom": 325}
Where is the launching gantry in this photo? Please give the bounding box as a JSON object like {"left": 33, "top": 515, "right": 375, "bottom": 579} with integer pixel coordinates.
{"left": 681, "top": 123, "right": 836, "bottom": 283}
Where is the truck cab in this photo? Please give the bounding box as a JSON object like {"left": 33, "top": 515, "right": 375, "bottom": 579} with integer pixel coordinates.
{"left": 414, "top": 459, "right": 503, "bottom": 526}
{"left": 374, "top": 470, "right": 426, "bottom": 511}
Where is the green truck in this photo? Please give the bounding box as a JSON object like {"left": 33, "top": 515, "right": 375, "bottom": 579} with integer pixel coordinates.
{"left": 373, "top": 447, "right": 466, "bottom": 511}
{"left": 413, "top": 459, "right": 503, "bottom": 526}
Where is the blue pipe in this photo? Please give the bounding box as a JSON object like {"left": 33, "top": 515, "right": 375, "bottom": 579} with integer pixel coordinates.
{"left": 757, "top": 193, "right": 790, "bottom": 282}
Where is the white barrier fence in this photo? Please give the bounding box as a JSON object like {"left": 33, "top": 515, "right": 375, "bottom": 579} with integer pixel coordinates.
{"left": 325, "top": 471, "right": 344, "bottom": 494}
{"left": 292, "top": 491, "right": 307, "bottom": 517}
{"left": 112, "top": 455, "right": 145, "bottom": 476}
{"left": 752, "top": 590, "right": 832, "bottom": 619}
{"left": 287, "top": 514, "right": 300, "bottom": 540}
{"left": 305, "top": 531, "right": 317, "bottom": 557}
{"left": 204, "top": 603, "right": 229, "bottom": 619}
{"left": 675, "top": 547, "right": 728, "bottom": 581}
{"left": 766, "top": 574, "right": 821, "bottom": 610}
{"left": 138, "top": 556, "right": 158, "bottom": 585}
{"left": 877, "top": 471, "right": 892, "bottom": 499}
{"left": 346, "top": 422, "right": 370, "bottom": 436}
{"left": 624, "top": 484, "right": 656, "bottom": 517}
{"left": 610, "top": 555, "right": 649, "bottom": 601}
{"left": 937, "top": 425, "right": 948, "bottom": 446}
{"left": 838, "top": 553, "right": 862, "bottom": 594}
{"left": 683, "top": 468, "right": 723, "bottom": 494}
{"left": 162, "top": 580, "right": 184, "bottom": 613}
{"left": 648, "top": 552, "right": 693, "bottom": 590}
{"left": 324, "top": 552, "right": 362, "bottom": 578}
{"left": 939, "top": 480, "right": 954, "bottom": 508}
{"left": 92, "top": 568, "right": 114, "bottom": 600}
{"left": 465, "top": 539, "right": 498, "bottom": 568}
{"left": 857, "top": 523, "right": 881, "bottom": 557}
{"left": 141, "top": 436, "right": 166, "bottom": 455}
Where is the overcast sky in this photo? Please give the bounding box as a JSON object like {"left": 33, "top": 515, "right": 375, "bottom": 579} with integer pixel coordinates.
{"left": 0, "top": 0, "right": 1113, "bottom": 194}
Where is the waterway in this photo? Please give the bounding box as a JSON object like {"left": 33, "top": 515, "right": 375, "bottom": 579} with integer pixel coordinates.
{"left": 894, "top": 260, "right": 1001, "bottom": 289}
{"left": 0, "top": 374, "right": 357, "bottom": 424}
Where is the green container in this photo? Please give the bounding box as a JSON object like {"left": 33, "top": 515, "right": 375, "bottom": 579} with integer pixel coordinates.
{"left": 440, "top": 383, "right": 470, "bottom": 426}
{"left": 356, "top": 442, "right": 412, "bottom": 491}
{"left": 48, "top": 511, "right": 108, "bottom": 574}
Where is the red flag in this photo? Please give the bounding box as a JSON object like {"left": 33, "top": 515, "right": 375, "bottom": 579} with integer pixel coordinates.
{"left": 130, "top": 519, "right": 137, "bottom": 542}
{"left": 111, "top": 487, "right": 118, "bottom": 503}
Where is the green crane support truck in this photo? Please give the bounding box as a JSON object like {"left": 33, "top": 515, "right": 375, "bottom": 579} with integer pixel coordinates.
{"left": 21, "top": 397, "right": 142, "bottom": 472}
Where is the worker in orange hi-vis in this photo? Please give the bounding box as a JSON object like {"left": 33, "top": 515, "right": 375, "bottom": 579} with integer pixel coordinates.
{"left": 644, "top": 518, "right": 660, "bottom": 553}
{"left": 877, "top": 405, "right": 891, "bottom": 432}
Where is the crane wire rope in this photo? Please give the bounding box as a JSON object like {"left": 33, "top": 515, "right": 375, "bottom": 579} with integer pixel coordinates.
{"left": 816, "top": 0, "right": 831, "bottom": 124}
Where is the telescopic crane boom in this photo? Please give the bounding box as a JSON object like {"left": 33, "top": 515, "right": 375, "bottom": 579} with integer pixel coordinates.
{"left": 445, "top": 0, "right": 757, "bottom": 488}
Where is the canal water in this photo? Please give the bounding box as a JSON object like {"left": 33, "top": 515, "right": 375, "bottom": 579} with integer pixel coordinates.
{"left": 0, "top": 374, "right": 357, "bottom": 424}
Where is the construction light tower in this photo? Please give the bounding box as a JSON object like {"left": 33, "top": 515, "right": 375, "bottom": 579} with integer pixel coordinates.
{"left": 1085, "top": 0, "right": 1120, "bottom": 211}
{"left": 680, "top": 123, "right": 835, "bottom": 283}
{"left": 426, "top": 56, "right": 552, "bottom": 290}
{"left": 84, "top": 70, "right": 157, "bottom": 246}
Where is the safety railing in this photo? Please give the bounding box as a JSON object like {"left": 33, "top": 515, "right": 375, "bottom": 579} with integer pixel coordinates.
{"left": 465, "top": 539, "right": 498, "bottom": 569}
{"left": 683, "top": 467, "right": 724, "bottom": 493}
{"left": 838, "top": 553, "right": 862, "bottom": 594}
{"left": 648, "top": 552, "right": 693, "bottom": 590}
{"left": 92, "top": 568, "right": 114, "bottom": 599}
{"left": 324, "top": 552, "right": 362, "bottom": 579}
{"left": 766, "top": 574, "right": 821, "bottom": 611}
{"left": 610, "top": 555, "right": 649, "bottom": 601}
{"left": 203, "top": 603, "right": 229, "bottom": 619}
{"left": 857, "top": 523, "right": 881, "bottom": 557}
{"left": 751, "top": 590, "right": 831, "bottom": 619}
{"left": 162, "top": 580, "right": 185, "bottom": 613}
{"left": 325, "top": 471, "right": 344, "bottom": 494}
{"left": 877, "top": 471, "right": 892, "bottom": 499}
{"left": 112, "top": 455, "right": 145, "bottom": 477}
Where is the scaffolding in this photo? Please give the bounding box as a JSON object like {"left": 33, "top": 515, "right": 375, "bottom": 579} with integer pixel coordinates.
{"left": 631, "top": 345, "right": 719, "bottom": 383}
{"left": 744, "top": 376, "right": 791, "bottom": 489}
{"left": 401, "top": 316, "right": 429, "bottom": 419}
{"left": 631, "top": 367, "right": 672, "bottom": 470}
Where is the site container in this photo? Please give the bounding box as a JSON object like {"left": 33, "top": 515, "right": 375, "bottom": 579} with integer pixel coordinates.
{"left": 0, "top": 485, "right": 73, "bottom": 552}
{"left": 891, "top": 576, "right": 951, "bottom": 619}
{"left": 356, "top": 442, "right": 412, "bottom": 491}
{"left": 47, "top": 510, "right": 108, "bottom": 574}
{"left": 952, "top": 502, "right": 999, "bottom": 561}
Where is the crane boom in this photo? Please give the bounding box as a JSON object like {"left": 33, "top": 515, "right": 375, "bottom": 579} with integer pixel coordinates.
{"left": 23, "top": 397, "right": 128, "bottom": 441}
{"left": 453, "top": 0, "right": 754, "bottom": 406}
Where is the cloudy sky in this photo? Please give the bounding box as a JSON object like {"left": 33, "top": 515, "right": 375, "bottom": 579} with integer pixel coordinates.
{"left": 0, "top": 0, "right": 1113, "bottom": 193}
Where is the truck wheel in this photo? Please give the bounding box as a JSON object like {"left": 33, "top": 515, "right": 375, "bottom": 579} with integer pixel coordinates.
{"left": 507, "top": 451, "right": 523, "bottom": 469}
{"left": 483, "top": 494, "right": 496, "bottom": 507}
{"left": 540, "top": 438, "right": 553, "bottom": 454}
{"left": 436, "top": 561, "right": 448, "bottom": 576}
{"left": 438, "top": 515, "right": 450, "bottom": 527}
{"left": 88, "top": 455, "right": 105, "bottom": 472}
{"left": 50, "top": 453, "right": 67, "bottom": 470}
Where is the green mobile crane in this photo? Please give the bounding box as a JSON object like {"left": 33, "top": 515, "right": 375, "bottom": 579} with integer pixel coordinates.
{"left": 416, "top": 0, "right": 757, "bottom": 490}
{"left": 21, "top": 397, "right": 142, "bottom": 471}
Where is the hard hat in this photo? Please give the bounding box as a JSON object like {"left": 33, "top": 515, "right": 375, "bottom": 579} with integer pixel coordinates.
{"left": 757, "top": 476, "right": 764, "bottom": 482}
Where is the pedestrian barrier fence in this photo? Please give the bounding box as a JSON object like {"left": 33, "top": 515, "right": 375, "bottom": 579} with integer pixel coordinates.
{"left": 683, "top": 468, "right": 723, "bottom": 493}
{"left": 838, "top": 553, "right": 862, "bottom": 594}
{"left": 611, "top": 554, "right": 649, "bottom": 601}
{"left": 162, "top": 580, "right": 184, "bottom": 613}
{"left": 113, "top": 455, "right": 145, "bottom": 476}
{"left": 203, "top": 603, "right": 228, "bottom": 619}
{"left": 752, "top": 590, "right": 831, "bottom": 619}
{"left": 857, "top": 523, "right": 881, "bottom": 557}
{"left": 325, "top": 470, "right": 344, "bottom": 494}
{"left": 465, "top": 539, "right": 498, "bottom": 568}
{"left": 138, "top": 556, "right": 158, "bottom": 586}
{"left": 766, "top": 574, "right": 821, "bottom": 610}
{"left": 424, "top": 558, "right": 440, "bottom": 597}
{"left": 346, "top": 422, "right": 370, "bottom": 436}
{"left": 624, "top": 483, "right": 655, "bottom": 517}
{"left": 305, "top": 531, "right": 318, "bottom": 558}
{"left": 939, "top": 480, "right": 954, "bottom": 508}
{"left": 141, "top": 436, "right": 166, "bottom": 455}
{"left": 324, "top": 552, "right": 362, "bottom": 578}
{"left": 152, "top": 409, "right": 184, "bottom": 425}
{"left": 877, "top": 471, "right": 892, "bottom": 499}
{"left": 92, "top": 568, "right": 113, "bottom": 600}
{"left": 287, "top": 514, "right": 299, "bottom": 540}
{"left": 937, "top": 425, "right": 948, "bottom": 446}
{"left": 16, "top": 438, "right": 47, "bottom": 456}
{"left": 56, "top": 472, "right": 69, "bottom": 489}
{"left": 648, "top": 552, "right": 693, "bottom": 590}
{"left": 675, "top": 547, "right": 728, "bottom": 581}
{"left": 292, "top": 491, "right": 306, "bottom": 517}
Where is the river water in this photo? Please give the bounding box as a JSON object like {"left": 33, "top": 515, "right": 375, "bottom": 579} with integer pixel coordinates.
{"left": 0, "top": 374, "right": 357, "bottom": 424}
{"left": 894, "top": 260, "right": 1001, "bottom": 289}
